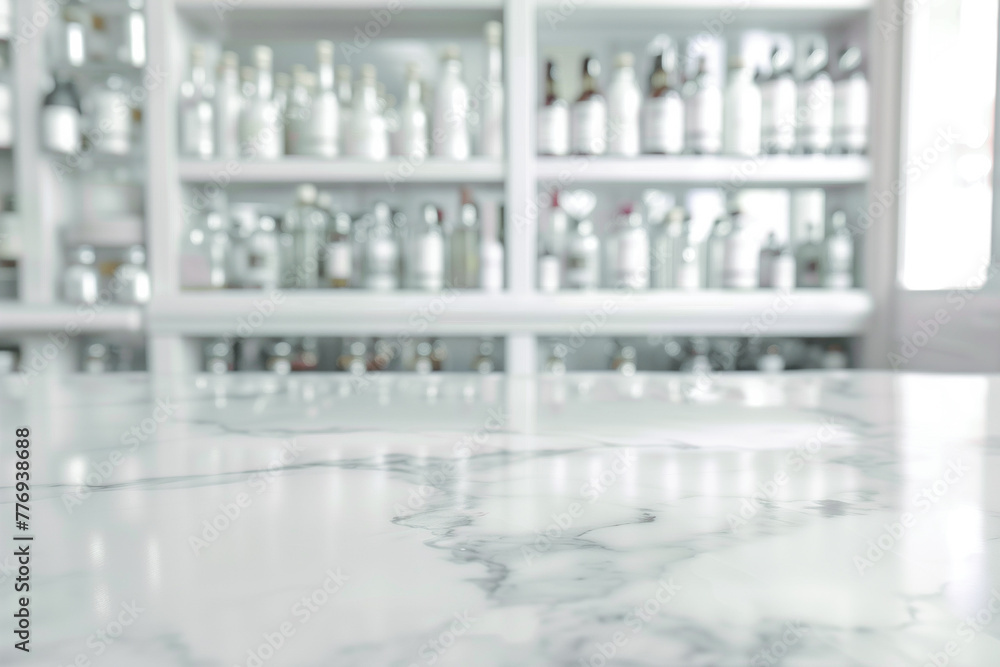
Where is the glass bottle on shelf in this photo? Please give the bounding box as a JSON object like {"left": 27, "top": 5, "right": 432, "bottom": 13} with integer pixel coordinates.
{"left": 180, "top": 213, "right": 213, "bottom": 289}
{"left": 284, "top": 66, "right": 316, "bottom": 156}
{"left": 723, "top": 56, "right": 762, "bottom": 156}
{"left": 757, "top": 343, "right": 786, "bottom": 372}
{"left": 413, "top": 341, "right": 434, "bottom": 374}
{"left": 473, "top": 339, "right": 496, "bottom": 374}
{"left": 703, "top": 213, "right": 732, "bottom": 288}
{"left": 758, "top": 232, "right": 795, "bottom": 290}
{"left": 611, "top": 343, "right": 637, "bottom": 375}
{"left": 760, "top": 44, "right": 797, "bottom": 154}
{"left": 115, "top": 245, "right": 150, "bottom": 304}
{"left": 336, "top": 64, "right": 353, "bottom": 156}
{"left": 642, "top": 47, "right": 684, "bottom": 155}
{"left": 797, "top": 43, "right": 834, "bottom": 154}
{"left": 449, "top": 201, "right": 480, "bottom": 289}
{"left": 120, "top": 0, "right": 146, "bottom": 68}
{"left": 62, "top": 5, "right": 87, "bottom": 67}
{"left": 310, "top": 40, "right": 340, "bottom": 158}
{"left": 650, "top": 205, "right": 681, "bottom": 289}
{"left": 238, "top": 215, "right": 281, "bottom": 290}
{"left": 0, "top": 195, "right": 21, "bottom": 270}
{"left": 412, "top": 204, "right": 445, "bottom": 291}
{"left": 433, "top": 45, "right": 471, "bottom": 160}
{"left": 481, "top": 21, "right": 504, "bottom": 158}
{"left": 538, "top": 240, "right": 561, "bottom": 292}
{"left": 674, "top": 213, "right": 701, "bottom": 290}
{"left": 42, "top": 72, "right": 82, "bottom": 155}
{"left": 284, "top": 184, "right": 328, "bottom": 288}
{"left": 339, "top": 339, "right": 368, "bottom": 375}
{"left": 544, "top": 341, "right": 568, "bottom": 375}
{"left": 833, "top": 47, "right": 868, "bottom": 154}
{"left": 395, "top": 62, "right": 429, "bottom": 158}
{"left": 538, "top": 60, "right": 569, "bottom": 156}
{"left": 325, "top": 212, "right": 353, "bottom": 289}
{"left": 84, "top": 343, "right": 109, "bottom": 374}
{"left": 240, "top": 45, "right": 283, "bottom": 159}
{"left": 363, "top": 202, "right": 399, "bottom": 290}
{"left": 571, "top": 55, "right": 606, "bottom": 155}
{"left": 479, "top": 201, "right": 504, "bottom": 292}
{"left": 273, "top": 72, "right": 291, "bottom": 118}
{"left": 215, "top": 51, "right": 241, "bottom": 159}
{"left": 350, "top": 64, "right": 388, "bottom": 160}
{"left": 180, "top": 45, "right": 214, "bottom": 159}
{"left": 64, "top": 245, "right": 99, "bottom": 304}
{"left": 205, "top": 339, "right": 234, "bottom": 374}
{"left": 431, "top": 339, "right": 448, "bottom": 371}
{"left": 684, "top": 55, "right": 723, "bottom": 155}
{"left": 795, "top": 221, "right": 824, "bottom": 288}
{"left": 615, "top": 207, "right": 649, "bottom": 289}
{"left": 607, "top": 52, "right": 642, "bottom": 157}
{"left": 566, "top": 217, "right": 601, "bottom": 289}
{"left": 681, "top": 337, "right": 713, "bottom": 374}
{"left": 86, "top": 75, "right": 133, "bottom": 155}
{"left": 823, "top": 210, "right": 854, "bottom": 288}
{"left": 264, "top": 340, "right": 293, "bottom": 375}
{"left": 0, "top": 50, "right": 11, "bottom": 149}
{"left": 722, "top": 207, "right": 759, "bottom": 289}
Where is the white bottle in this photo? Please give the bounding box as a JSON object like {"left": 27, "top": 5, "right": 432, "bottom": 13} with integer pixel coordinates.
{"left": 684, "top": 56, "right": 723, "bottom": 155}
{"left": 571, "top": 56, "right": 606, "bottom": 155}
{"left": 760, "top": 45, "right": 797, "bottom": 153}
{"left": 615, "top": 209, "right": 649, "bottom": 289}
{"left": 641, "top": 50, "right": 684, "bottom": 155}
{"left": 650, "top": 206, "right": 684, "bottom": 289}
{"left": 797, "top": 45, "right": 834, "bottom": 154}
{"left": 449, "top": 202, "right": 480, "bottom": 288}
{"left": 121, "top": 0, "right": 146, "bottom": 68}
{"left": 283, "top": 184, "right": 328, "bottom": 288}
{"left": 179, "top": 45, "right": 214, "bottom": 158}
{"left": 364, "top": 206, "right": 399, "bottom": 290}
{"left": 674, "top": 220, "right": 701, "bottom": 290}
{"left": 214, "top": 51, "right": 242, "bottom": 159}
{"left": 115, "top": 245, "right": 150, "bottom": 304}
{"left": 480, "top": 21, "right": 504, "bottom": 158}
{"left": 311, "top": 40, "right": 340, "bottom": 158}
{"left": 237, "top": 215, "right": 281, "bottom": 289}
{"left": 479, "top": 202, "right": 504, "bottom": 292}
{"left": 538, "top": 60, "right": 569, "bottom": 156}
{"left": 723, "top": 209, "right": 759, "bottom": 289}
{"left": 538, "top": 245, "right": 561, "bottom": 292}
{"left": 833, "top": 47, "right": 868, "bottom": 154}
{"left": 336, "top": 64, "right": 353, "bottom": 156}
{"left": 433, "top": 45, "right": 471, "bottom": 160}
{"left": 759, "top": 232, "right": 795, "bottom": 290}
{"left": 566, "top": 218, "right": 601, "bottom": 289}
{"left": 412, "top": 204, "right": 445, "bottom": 291}
{"left": 86, "top": 75, "right": 133, "bottom": 155}
{"left": 64, "top": 245, "right": 99, "bottom": 304}
{"left": 606, "top": 52, "right": 642, "bottom": 157}
{"left": 395, "top": 63, "right": 429, "bottom": 158}
{"left": 350, "top": 64, "right": 389, "bottom": 161}
{"left": 823, "top": 210, "right": 854, "bottom": 288}
{"left": 240, "top": 45, "right": 283, "bottom": 159}
{"left": 42, "top": 73, "right": 82, "bottom": 155}
{"left": 723, "top": 56, "right": 762, "bottom": 156}
{"left": 284, "top": 67, "right": 315, "bottom": 156}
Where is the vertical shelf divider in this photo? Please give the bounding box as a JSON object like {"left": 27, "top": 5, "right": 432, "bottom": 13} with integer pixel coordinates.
{"left": 504, "top": 0, "right": 538, "bottom": 375}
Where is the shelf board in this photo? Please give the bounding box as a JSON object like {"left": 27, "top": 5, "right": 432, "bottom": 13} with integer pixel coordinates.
{"left": 0, "top": 304, "right": 145, "bottom": 334}
{"left": 147, "top": 290, "right": 873, "bottom": 337}
{"left": 176, "top": 0, "right": 502, "bottom": 7}
{"left": 535, "top": 155, "right": 870, "bottom": 186}
{"left": 178, "top": 159, "right": 506, "bottom": 185}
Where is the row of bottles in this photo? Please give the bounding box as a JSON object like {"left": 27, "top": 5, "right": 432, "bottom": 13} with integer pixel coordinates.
{"left": 539, "top": 37, "right": 867, "bottom": 157}
{"left": 0, "top": 340, "right": 147, "bottom": 374}
{"left": 182, "top": 186, "right": 504, "bottom": 291}
{"left": 63, "top": 244, "right": 150, "bottom": 305}
{"left": 542, "top": 336, "right": 849, "bottom": 375}
{"left": 0, "top": 194, "right": 17, "bottom": 299}
{"left": 48, "top": 0, "right": 146, "bottom": 69}
{"left": 41, "top": 72, "right": 143, "bottom": 156}
{"left": 538, "top": 189, "right": 853, "bottom": 291}
{"left": 181, "top": 24, "right": 503, "bottom": 161}
{"left": 0, "top": 45, "right": 11, "bottom": 149}
{"left": 203, "top": 336, "right": 499, "bottom": 374}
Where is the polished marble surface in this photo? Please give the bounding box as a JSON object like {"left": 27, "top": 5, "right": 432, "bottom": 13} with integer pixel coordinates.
{"left": 2, "top": 371, "right": 1000, "bottom": 666}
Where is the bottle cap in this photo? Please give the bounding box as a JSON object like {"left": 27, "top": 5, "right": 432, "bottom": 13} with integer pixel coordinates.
{"left": 75, "top": 245, "right": 96, "bottom": 264}
{"left": 583, "top": 56, "right": 601, "bottom": 78}
{"left": 253, "top": 45, "right": 273, "bottom": 69}
{"left": 221, "top": 51, "right": 239, "bottom": 69}
{"left": 838, "top": 46, "right": 862, "bottom": 73}
{"left": 337, "top": 64, "right": 352, "bottom": 81}
{"left": 316, "top": 40, "right": 334, "bottom": 62}
{"left": 614, "top": 52, "right": 634, "bottom": 69}
{"left": 484, "top": 21, "right": 502, "bottom": 45}
{"left": 443, "top": 44, "right": 461, "bottom": 61}
{"left": 189, "top": 44, "right": 205, "bottom": 65}
{"left": 360, "top": 63, "right": 377, "bottom": 81}
{"left": 126, "top": 244, "right": 145, "bottom": 264}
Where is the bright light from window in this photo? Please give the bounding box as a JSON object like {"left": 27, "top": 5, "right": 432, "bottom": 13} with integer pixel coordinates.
{"left": 899, "top": 0, "right": 996, "bottom": 290}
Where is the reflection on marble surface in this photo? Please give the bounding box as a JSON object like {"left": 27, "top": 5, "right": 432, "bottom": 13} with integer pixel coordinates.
{"left": 1, "top": 371, "right": 1000, "bottom": 666}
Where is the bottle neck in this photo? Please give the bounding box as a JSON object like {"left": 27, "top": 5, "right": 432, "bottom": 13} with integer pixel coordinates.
{"left": 191, "top": 64, "right": 207, "bottom": 89}
{"left": 318, "top": 63, "right": 334, "bottom": 93}
{"left": 256, "top": 68, "right": 273, "bottom": 100}
{"left": 487, "top": 45, "right": 502, "bottom": 83}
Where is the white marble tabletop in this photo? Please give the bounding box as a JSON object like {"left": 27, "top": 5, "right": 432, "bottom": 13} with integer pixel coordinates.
{"left": 1, "top": 371, "right": 1000, "bottom": 667}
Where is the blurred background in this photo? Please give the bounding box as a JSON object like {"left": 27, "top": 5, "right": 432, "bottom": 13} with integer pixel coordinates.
{"left": 0, "top": 0, "right": 997, "bottom": 378}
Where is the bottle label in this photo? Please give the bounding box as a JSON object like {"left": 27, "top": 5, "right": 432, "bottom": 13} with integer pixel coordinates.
{"left": 43, "top": 105, "right": 81, "bottom": 154}
{"left": 326, "top": 242, "right": 352, "bottom": 280}
{"left": 538, "top": 103, "right": 569, "bottom": 156}
{"left": 571, "top": 99, "right": 607, "bottom": 155}
{"left": 642, "top": 94, "right": 684, "bottom": 154}
{"left": 833, "top": 78, "right": 868, "bottom": 152}
{"left": 685, "top": 87, "right": 722, "bottom": 153}
{"left": 723, "top": 235, "right": 759, "bottom": 289}
{"left": 761, "top": 78, "right": 797, "bottom": 152}
{"left": 797, "top": 77, "right": 834, "bottom": 152}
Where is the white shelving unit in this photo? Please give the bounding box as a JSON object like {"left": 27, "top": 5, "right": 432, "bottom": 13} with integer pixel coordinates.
{"left": 5, "top": 0, "right": 891, "bottom": 375}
